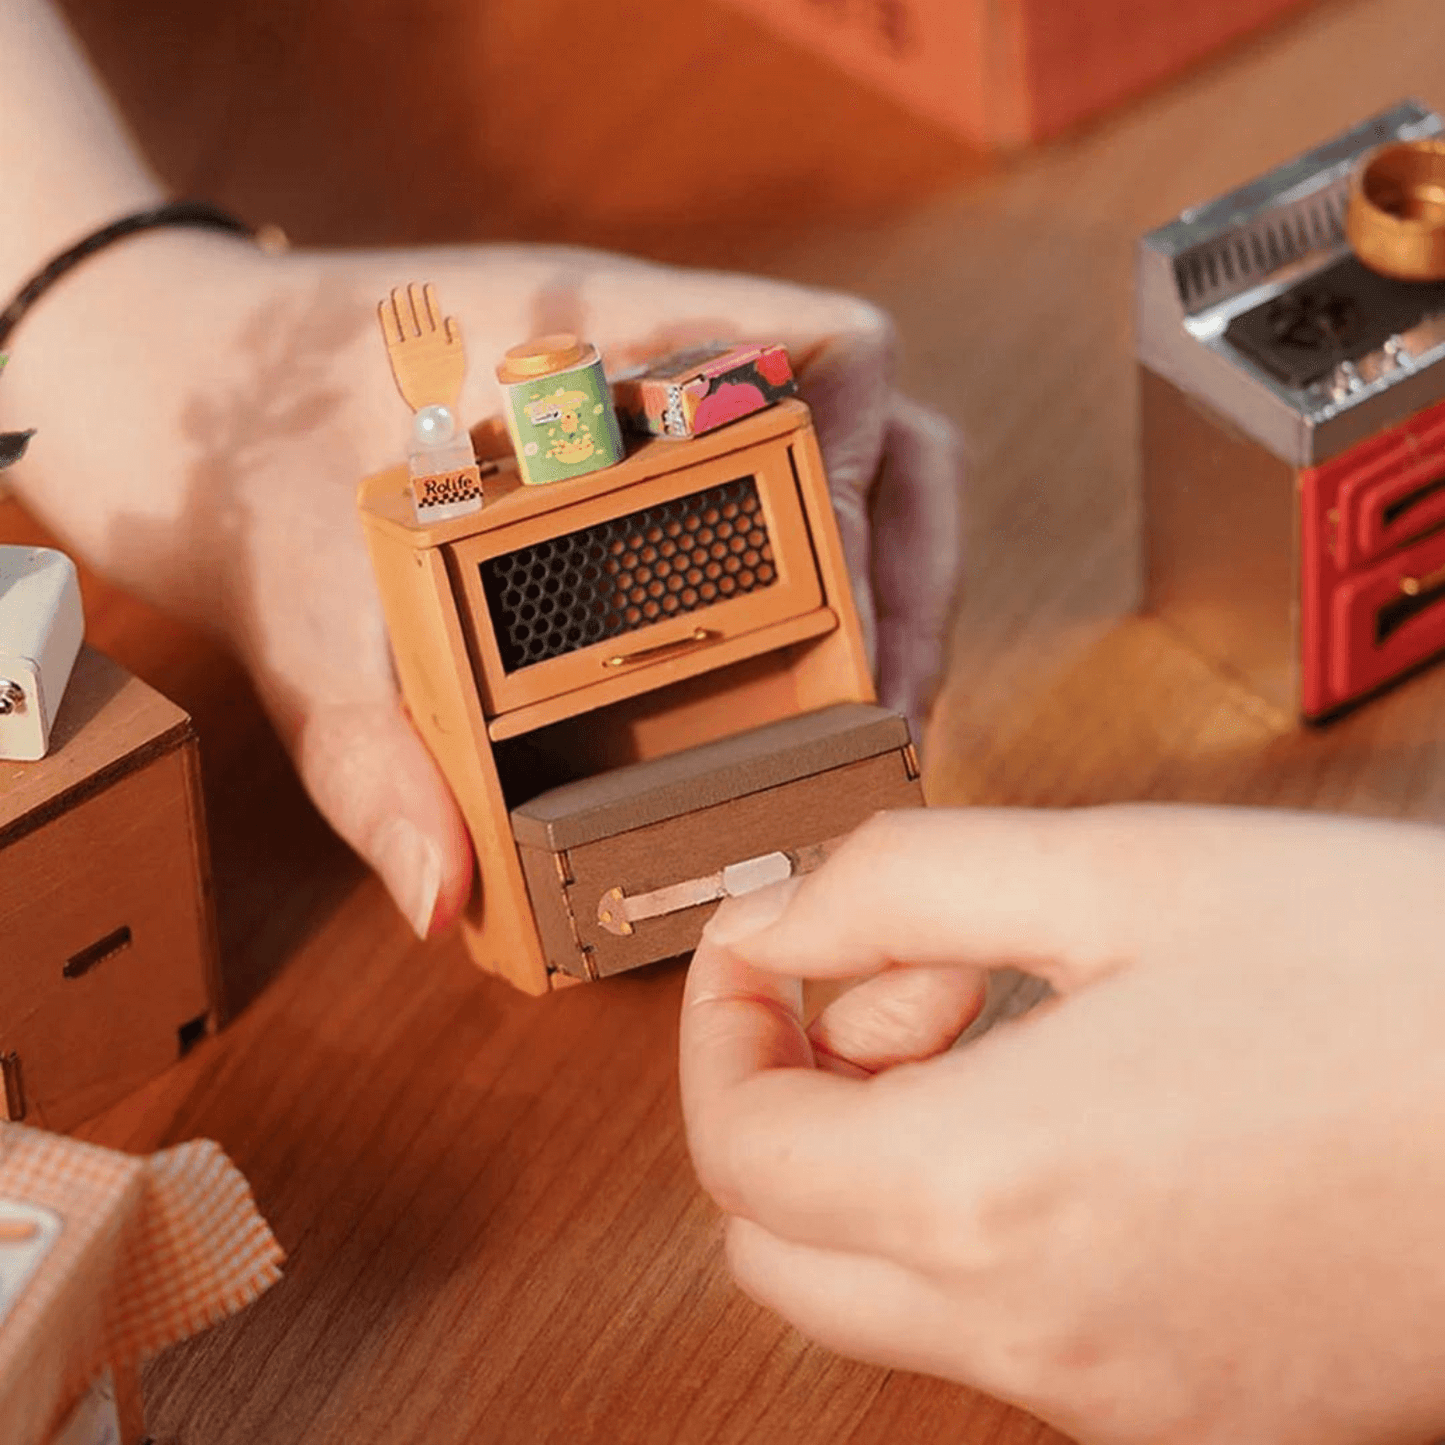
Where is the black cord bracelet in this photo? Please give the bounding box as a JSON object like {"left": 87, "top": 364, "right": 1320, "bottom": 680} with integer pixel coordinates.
{"left": 0, "top": 200, "right": 264, "bottom": 351}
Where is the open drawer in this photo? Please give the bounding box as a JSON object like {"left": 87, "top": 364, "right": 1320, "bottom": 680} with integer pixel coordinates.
{"left": 449, "top": 434, "right": 823, "bottom": 720}
{"left": 512, "top": 704, "right": 922, "bottom": 980}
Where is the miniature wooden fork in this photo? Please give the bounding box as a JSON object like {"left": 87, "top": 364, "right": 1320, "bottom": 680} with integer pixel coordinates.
{"left": 377, "top": 282, "right": 466, "bottom": 414}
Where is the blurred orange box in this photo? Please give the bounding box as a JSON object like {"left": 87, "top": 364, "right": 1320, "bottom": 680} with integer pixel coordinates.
{"left": 718, "top": 0, "right": 1314, "bottom": 146}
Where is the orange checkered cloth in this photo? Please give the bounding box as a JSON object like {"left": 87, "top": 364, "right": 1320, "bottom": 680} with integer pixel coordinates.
{"left": 0, "top": 1124, "right": 283, "bottom": 1444}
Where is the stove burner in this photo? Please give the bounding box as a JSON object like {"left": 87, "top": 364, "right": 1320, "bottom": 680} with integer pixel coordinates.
{"left": 1265, "top": 289, "right": 1357, "bottom": 352}
{"left": 1225, "top": 256, "right": 1445, "bottom": 390}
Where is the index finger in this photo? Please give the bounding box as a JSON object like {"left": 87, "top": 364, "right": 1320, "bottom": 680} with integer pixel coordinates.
{"left": 704, "top": 803, "right": 1445, "bottom": 996}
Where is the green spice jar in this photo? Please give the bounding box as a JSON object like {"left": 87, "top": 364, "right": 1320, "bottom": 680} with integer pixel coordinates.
{"left": 496, "top": 334, "right": 625, "bottom": 486}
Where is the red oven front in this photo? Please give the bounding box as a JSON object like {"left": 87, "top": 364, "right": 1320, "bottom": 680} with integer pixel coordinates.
{"left": 1302, "top": 395, "right": 1445, "bottom": 716}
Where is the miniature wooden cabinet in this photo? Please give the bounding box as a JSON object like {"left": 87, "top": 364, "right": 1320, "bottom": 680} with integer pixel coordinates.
{"left": 0, "top": 649, "right": 219, "bottom": 1131}
{"left": 359, "top": 400, "right": 912, "bottom": 994}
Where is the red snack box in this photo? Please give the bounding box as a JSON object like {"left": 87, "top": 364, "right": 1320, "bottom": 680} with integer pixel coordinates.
{"left": 614, "top": 343, "right": 796, "bottom": 439}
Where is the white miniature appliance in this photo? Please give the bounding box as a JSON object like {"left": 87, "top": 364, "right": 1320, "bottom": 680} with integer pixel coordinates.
{"left": 0, "top": 545, "right": 83, "bottom": 761}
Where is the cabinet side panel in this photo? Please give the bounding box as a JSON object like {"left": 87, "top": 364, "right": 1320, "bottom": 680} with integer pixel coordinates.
{"left": 179, "top": 730, "right": 224, "bottom": 1026}
{"left": 361, "top": 517, "right": 550, "bottom": 994}
{"left": 1141, "top": 366, "right": 1299, "bottom": 713}
{"left": 0, "top": 747, "right": 214, "bottom": 1132}
{"left": 785, "top": 426, "right": 877, "bottom": 710}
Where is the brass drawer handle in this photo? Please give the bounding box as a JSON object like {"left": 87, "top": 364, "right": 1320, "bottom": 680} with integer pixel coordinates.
{"left": 602, "top": 627, "right": 716, "bottom": 669}
{"left": 1400, "top": 561, "right": 1445, "bottom": 596}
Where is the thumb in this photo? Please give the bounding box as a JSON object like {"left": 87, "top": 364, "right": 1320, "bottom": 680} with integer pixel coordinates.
{"left": 807, "top": 965, "right": 987, "bottom": 1076}
{"left": 292, "top": 699, "right": 473, "bottom": 938}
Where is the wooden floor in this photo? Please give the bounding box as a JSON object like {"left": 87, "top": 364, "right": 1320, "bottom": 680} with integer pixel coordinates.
{"left": 7, "top": 0, "right": 1445, "bottom": 1439}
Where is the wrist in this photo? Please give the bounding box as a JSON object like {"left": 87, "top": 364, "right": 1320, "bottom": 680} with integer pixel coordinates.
{"left": 0, "top": 2, "right": 167, "bottom": 306}
{"left": 0, "top": 226, "right": 279, "bottom": 620}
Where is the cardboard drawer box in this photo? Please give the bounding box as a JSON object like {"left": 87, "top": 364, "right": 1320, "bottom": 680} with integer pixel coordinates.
{"left": 512, "top": 703, "right": 922, "bottom": 980}
{"left": 0, "top": 649, "right": 219, "bottom": 1132}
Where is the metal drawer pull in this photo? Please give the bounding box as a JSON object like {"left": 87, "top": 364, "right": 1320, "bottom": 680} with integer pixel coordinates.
{"left": 1400, "top": 561, "right": 1445, "bottom": 596}
{"left": 602, "top": 627, "right": 716, "bottom": 669}
{"left": 0, "top": 1053, "right": 25, "bottom": 1121}
{"left": 597, "top": 838, "right": 839, "bottom": 936}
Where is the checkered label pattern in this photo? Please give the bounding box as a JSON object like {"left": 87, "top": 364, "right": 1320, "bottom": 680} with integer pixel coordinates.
{"left": 479, "top": 475, "right": 777, "bottom": 672}
{"left": 411, "top": 466, "right": 484, "bottom": 513}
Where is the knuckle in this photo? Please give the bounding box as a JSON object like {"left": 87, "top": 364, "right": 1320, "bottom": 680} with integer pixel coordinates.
{"left": 841, "top": 808, "right": 923, "bottom": 867}
{"left": 824, "top": 295, "right": 899, "bottom": 371}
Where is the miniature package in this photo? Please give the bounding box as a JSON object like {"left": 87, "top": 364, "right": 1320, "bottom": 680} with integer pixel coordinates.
{"left": 495, "top": 334, "right": 625, "bottom": 484}
{"left": 614, "top": 342, "right": 797, "bottom": 440}
{"left": 0, "top": 546, "right": 83, "bottom": 763}
{"left": 0, "top": 1125, "right": 282, "bottom": 1445}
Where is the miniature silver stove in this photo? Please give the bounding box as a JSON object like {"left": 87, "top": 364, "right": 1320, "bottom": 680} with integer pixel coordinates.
{"left": 1138, "top": 101, "right": 1445, "bottom": 718}
{"left": 1139, "top": 99, "right": 1445, "bottom": 468}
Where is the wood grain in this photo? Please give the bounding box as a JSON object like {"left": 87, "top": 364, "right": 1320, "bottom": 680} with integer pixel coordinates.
{"left": 6, "top": 0, "right": 1445, "bottom": 1440}
{"left": 0, "top": 649, "right": 215, "bottom": 1134}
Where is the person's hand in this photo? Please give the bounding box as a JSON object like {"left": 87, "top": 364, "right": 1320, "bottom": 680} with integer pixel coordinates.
{"left": 680, "top": 804, "right": 1445, "bottom": 1445}
{"left": 1, "top": 233, "right": 961, "bottom": 937}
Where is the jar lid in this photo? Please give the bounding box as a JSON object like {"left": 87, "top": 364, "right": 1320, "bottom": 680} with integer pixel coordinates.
{"left": 1348, "top": 139, "right": 1445, "bottom": 282}
{"left": 497, "top": 333, "right": 590, "bottom": 383}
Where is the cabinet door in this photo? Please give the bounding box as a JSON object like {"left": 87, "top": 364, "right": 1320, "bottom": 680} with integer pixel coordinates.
{"left": 1328, "top": 396, "right": 1445, "bottom": 569}
{"left": 1344, "top": 452, "right": 1445, "bottom": 567}
{"left": 450, "top": 436, "right": 823, "bottom": 719}
{"left": 1329, "top": 524, "right": 1445, "bottom": 704}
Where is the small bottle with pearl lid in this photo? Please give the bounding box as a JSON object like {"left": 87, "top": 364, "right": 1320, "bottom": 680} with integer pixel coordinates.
{"left": 408, "top": 403, "right": 485, "bottom": 522}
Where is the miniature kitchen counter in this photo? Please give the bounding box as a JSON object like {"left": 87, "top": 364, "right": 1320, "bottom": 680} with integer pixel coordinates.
{"left": 12, "top": 0, "right": 1445, "bottom": 1441}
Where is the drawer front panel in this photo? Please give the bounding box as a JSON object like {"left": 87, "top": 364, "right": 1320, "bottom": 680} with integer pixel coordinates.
{"left": 1348, "top": 454, "right": 1445, "bottom": 566}
{"left": 1329, "top": 524, "right": 1445, "bottom": 703}
{"left": 518, "top": 749, "right": 923, "bottom": 980}
{"left": 1318, "top": 393, "right": 1445, "bottom": 570}
{"left": 454, "top": 438, "right": 823, "bottom": 717}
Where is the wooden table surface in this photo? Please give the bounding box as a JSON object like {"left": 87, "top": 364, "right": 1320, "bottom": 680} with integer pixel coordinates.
{"left": 8, "top": 0, "right": 1445, "bottom": 1439}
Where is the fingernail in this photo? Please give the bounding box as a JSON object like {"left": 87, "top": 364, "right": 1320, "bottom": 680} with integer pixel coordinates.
{"left": 373, "top": 818, "right": 442, "bottom": 940}
{"left": 702, "top": 880, "right": 798, "bottom": 948}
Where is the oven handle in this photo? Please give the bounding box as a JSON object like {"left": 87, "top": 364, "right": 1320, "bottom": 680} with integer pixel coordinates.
{"left": 1401, "top": 560, "right": 1445, "bottom": 597}
{"left": 602, "top": 627, "right": 718, "bottom": 669}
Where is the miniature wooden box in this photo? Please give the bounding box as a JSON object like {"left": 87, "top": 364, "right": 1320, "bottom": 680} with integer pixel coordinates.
{"left": 0, "top": 649, "right": 219, "bottom": 1131}
{"left": 719, "top": 0, "right": 1312, "bottom": 148}
{"left": 360, "top": 400, "right": 898, "bottom": 994}
{"left": 514, "top": 704, "right": 920, "bottom": 980}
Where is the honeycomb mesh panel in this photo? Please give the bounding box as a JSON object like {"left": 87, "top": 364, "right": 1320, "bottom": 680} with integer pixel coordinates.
{"left": 480, "top": 475, "right": 777, "bottom": 673}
